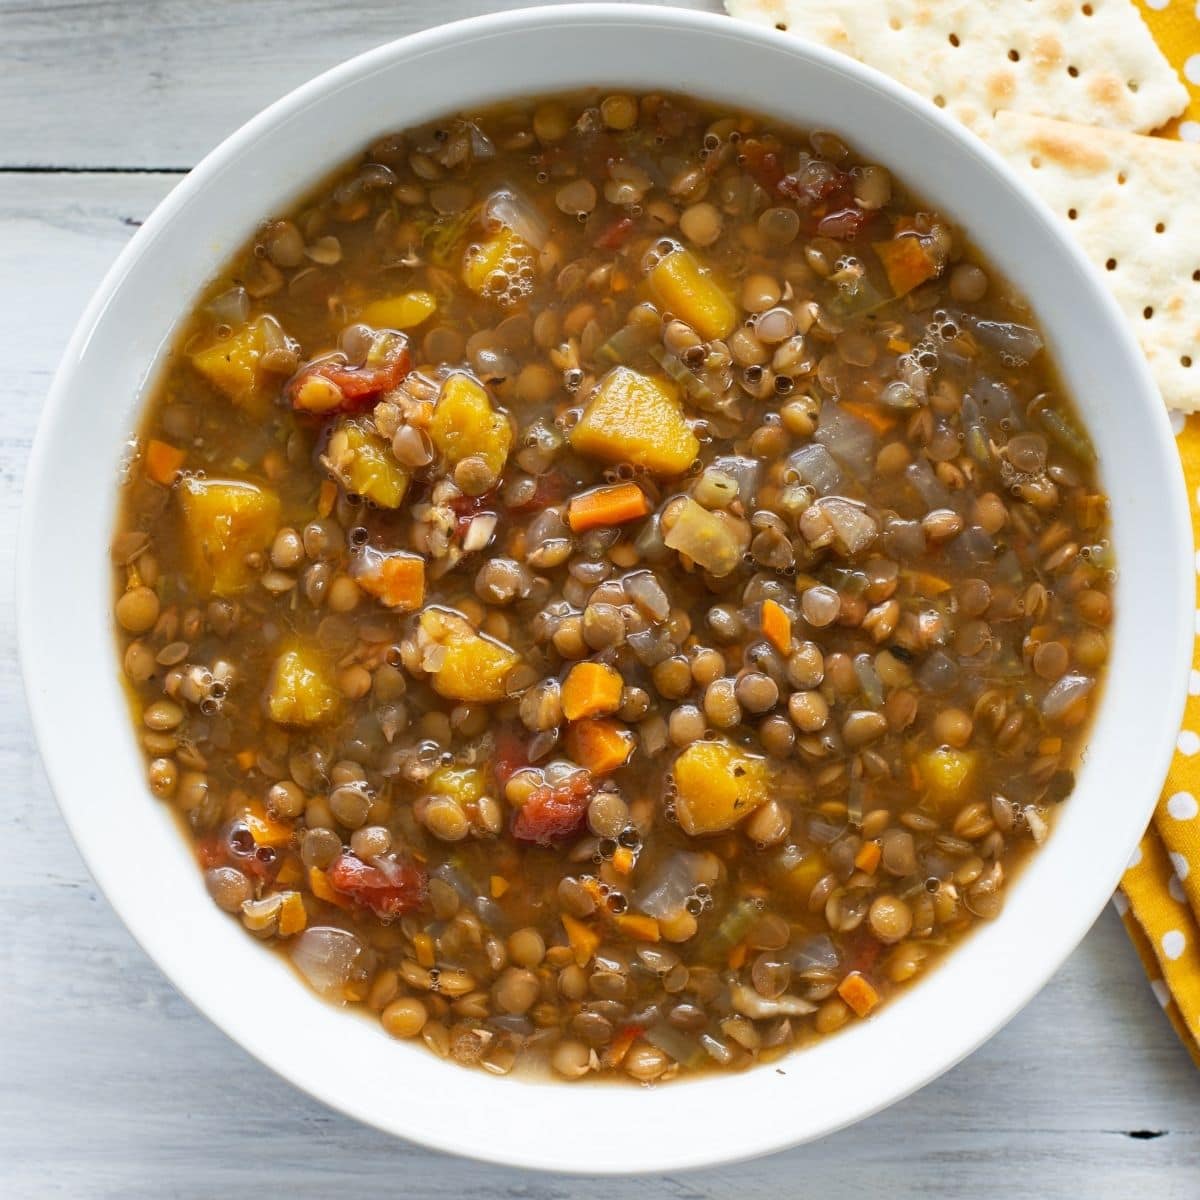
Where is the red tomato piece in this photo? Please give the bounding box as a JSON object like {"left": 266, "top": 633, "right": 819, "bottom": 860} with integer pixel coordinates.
{"left": 288, "top": 339, "right": 411, "bottom": 413}
{"left": 511, "top": 771, "right": 594, "bottom": 846}
{"left": 326, "top": 852, "right": 427, "bottom": 920}
{"left": 506, "top": 469, "right": 570, "bottom": 513}
{"left": 594, "top": 216, "right": 635, "bottom": 251}
{"left": 491, "top": 732, "right": 528, "bottom": 788}
{"left": 739, "top": 139, "right": 785, "bottom": 192}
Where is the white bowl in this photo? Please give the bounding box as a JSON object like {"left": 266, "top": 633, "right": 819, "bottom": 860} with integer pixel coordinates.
{"left": 19, "top": 3, "right": 1192, "bottom": 1174}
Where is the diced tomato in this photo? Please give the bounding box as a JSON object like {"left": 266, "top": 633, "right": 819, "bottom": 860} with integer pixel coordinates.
{"left": 326, "top": 852, "right": 427, "bottom": 920}
{"left": 511, "top": 771, "right": 595, "bottom": 846}
{"left": 739, "top": 139, "right": 785, "bottom": 192}
{"left": 594, "top": 216, "right": 635, "bottom": 251}
{"left": 506, "top": 469, "right": 570, "bottom": 513}
{"left": 817, "top": 207, "right": 872, "bottom": 241}
{"left": 842, "top": 929, "right": 885, "bottom": 977}
{"left": 288, "top": 338, "right": 411, "bottom": 414}
{"left": 196, "top": 834, "right": 224, "bottom": 870}
{"left": 491, "top": 732, "right": 528, "bottom": 788}
{"left": 778, "top": 161, "right": 852, "bottom": 206}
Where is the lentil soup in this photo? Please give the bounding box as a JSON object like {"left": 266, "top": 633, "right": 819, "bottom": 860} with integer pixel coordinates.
{"left": 112, "top": 90, "right": 1113, "bottom": 1082}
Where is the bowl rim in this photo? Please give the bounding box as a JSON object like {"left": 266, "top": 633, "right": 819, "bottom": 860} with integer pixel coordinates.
{"left": 18, "top": 2, "right": 1193, "bottom": 1174}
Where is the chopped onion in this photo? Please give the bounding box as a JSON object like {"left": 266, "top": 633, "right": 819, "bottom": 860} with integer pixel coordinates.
{"left": 789, "top": 933, "right": 840, "bottom": 974}
{"left": 206, "top": 286, "right": 250, "bottom": 326}
{"left": 663, "top": 499, "right": 749, "bottom": 576}
{"left": 635, "top": 851, "right": 716, "bottom": 919}
{"left": 711, "top": 454, "right": 763, "bottom": 506}
{"left": 966, "top": 316, "right": 1044, "bottom": 364}
{"left": 787, "top": 443, "right": 843, "bottom": 495}
{"left": 905, "top": 458, "right": 951, "bottom": 508}
{"left": 815, "top": 403, "right": 876, "bottom": 478}
{"left": 817, "top": 497, "right": 878, "bottom": 556}
{"left": 644, "top": 1023, "right": 705, "bottom": 1067}
{"left": 731, "top": 984, "right": 816, "bottom": 1019}
{"left": 917, "top": 649, "right": 959, "bottom": 693}
{"left": 972, "top": 376, "right": 1016, "bottom": 423}
{"left": 485, "top": 189, "right": 549, "bottom": 251}
{"left": 462, "top": 513, "right": 498, "bottom": 552}
{"left": 291, "top": 927, "right": 364, "bottom": 1001}
{"left": 1042, "top": 673, "right": 1094, "bottom": 719}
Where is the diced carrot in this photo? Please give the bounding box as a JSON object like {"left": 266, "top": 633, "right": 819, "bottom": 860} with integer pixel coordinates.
{"left": 565, "top": 718, "right": 635, "bottom": 775}
{"left": 145, "top": 439, "right": 186, "bottom": 486}
{"left": 1038, "top": 736, "right": 1063, "bottom": 755}
{"left": 905, "top": 570, "right": 952, "bottom": 596}
{"left": 874, "top": 235, "right": 940, "bottom": 297}
{"left": 490, "top": 874, "right": 510, "bottom": 899}
{"left": 611, "top": 846, "right": 635, "bottom": 876}
{"left": 562, "top": 913, "right": 601, "bottom": 967}
{"left": 614, "top": 913, "right": 660, "bottom": 942}
{"left": 728, "top": 941, "right": 748, "bottom": 971}
{"left": 604, "top": 1023, "right": 642, "bottom": 1068}
{"left": 854, "top": 840, "right": 882, "bottom": 874}
{"left": 838, "top": 971, "right": 881, "bottom": 1017}
{"left": 242, "top": 801, "right": 293, "bottom": 848}
{"left": 309, "top": 866, "right": 352, "bottom": 908}
{"left": 317, "top": 479, "right": 338, "bottom": 517}
{"left": 235, "top": 748, "right": 256, "bottom": 771}
{"left": 413, "top": 932, "right": 435, "bottom": 968}
{"left": 761, "top": 598, "right": 793, "bottom": 656}
{"left": 839, "top": 399, "right": 897, "bottom": 435}
{"left": 277, "top": 891, "right": 308, "bottom": 937}
{"left": 275, "top": 858, "right": 303, "bottom": 888}
{"left": 567, "top": 482, "right": 651, "bottom": 533}
{"left": 561, "top": 661, "right": 624, "bottom": 721}
{"left": 355, "top": 551, "right": 426, "bottom": 611}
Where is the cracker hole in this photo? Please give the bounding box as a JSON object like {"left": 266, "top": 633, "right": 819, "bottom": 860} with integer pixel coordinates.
{"left": 1155, "top": 222, "right": 1166, "bottom": 234}
{"left": 1030, "top": 155, "right": 1042, "bottom": 168}
{"left": 1105, "top": 258, "right": 1118, "bottom": 271}
{"left": 1117, "top": 172, "right": 1127, "bottom": 185}
{"left": 890, "top": 17, "right": 902, "bottom": 30}
{"left": 1143, "top": 307, "right": 1154, "bottom": 320}
{"left": 775, "top": 22, "right": 788, "bottom": 31}
{"left": 934, "top": 95, "right": 946, "bottom": 108}
{"left": 1068, "top": 65, "right": 1080, "bottom": 78}
{"left": 949, "top": 33, "right": 960, "bottom": 47}
{"left": 1008, "top": 49, "right": 1021, "bottom": 62}
{"left": 1183, "top": 357, "right": 1194, "bottom": 369}
{"left": 1128, "top": 81, "right": 1139, "bottom": 93}
{"left": 1068, "top": 208, "right": 1078, "bottom": 220}
{"left": 1082, "top": 3, "right": 1093, "bottom": 13}
{"left": 1194, "top": 269, "right": 1200, "bottom": 282}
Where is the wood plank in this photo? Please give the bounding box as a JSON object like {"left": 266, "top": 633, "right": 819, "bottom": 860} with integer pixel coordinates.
{"left": 0, "top": 0, "right": 697, "bottom": 169}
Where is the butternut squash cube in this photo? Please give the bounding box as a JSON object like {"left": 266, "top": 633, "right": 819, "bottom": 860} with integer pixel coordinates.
{"left": 462, "top": 226, "right": 531, "bottom": 294}
{"left": 326, "top": 418, "right": 409, "bottom": 508}
{"left": 570, "top": 367, "right": 699, "bottom": 477}
{"left": 190, "top": 318, "right": 285, "bottom": 418}
{"left": 648, "top": 247, "right": 738, "bottom": 341}
{"left": 178, "top": 477, "right": 280, "bottom": 596}
{"left": 419, "top": 608, "right": 520, "bottom": 703}
{"left": 428, "top": 374, "right": 513, "bottom": 480}
{"left": 266, "top": 645, "right": 340, "bottom": 727}
{"left": 672, "top": 739, "right": 768, "bottom": 836}
{"left": 360, "top": 289, "right": 438, "bottom": 330}
{"left": 428, "top": 765, "right": 486, "bottom": 807}
{"left": 917, "top": 747, "right": 978, "bottom": 812}
{"left": 351, "top": 548, "right": 426, "bottom": 611}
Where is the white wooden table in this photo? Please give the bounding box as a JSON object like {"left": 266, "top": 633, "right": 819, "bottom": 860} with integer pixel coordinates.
{"left": 2, "top": 2, "right": 1199, "bottom": 1195}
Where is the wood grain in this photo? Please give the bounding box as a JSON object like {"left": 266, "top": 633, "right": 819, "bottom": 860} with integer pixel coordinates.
{"left": 3, "top": 4, "right": 1199, "bottom": 1195}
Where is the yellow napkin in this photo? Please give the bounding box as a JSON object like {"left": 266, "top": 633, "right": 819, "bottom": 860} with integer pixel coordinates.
{"left": 1118, "top": 0, "right": 1200, "bottom": 1064}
